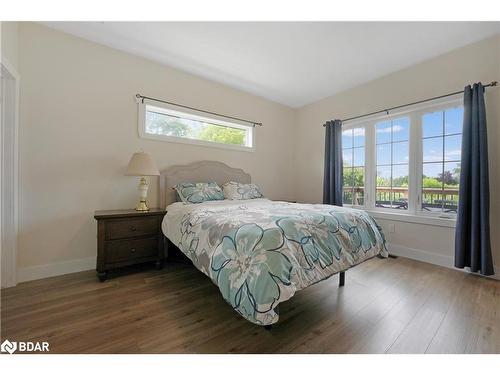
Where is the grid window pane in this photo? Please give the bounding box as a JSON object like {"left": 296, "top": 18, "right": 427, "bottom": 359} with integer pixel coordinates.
{"left": 422, "top": 162, "right": 444, "bottom": 212}
{"left": 376, "top": 144, "right": 391, "bottom": 165}
{"left": 393, "top": 141, "right": 409, "bottom": 164}
{"left": 443, "top": 162, "right": 460, "bottom": 213}
{"left": 392, "top": 117, "right": 410, "bottom": 142}
{"left": 445, "top": 107, "right": 464, "bottom": 135}
{"left": 343, "top": 168, "right": 354, "bottom": 187}
{"left": 423, "top": 137, "right": 443, "bottom": 162}
{"left": 353, "top": 147, "right": 365, "bottom": 167}
{"left": 353, "top": 167, "right": 364, "bottom": 187}
{"left": 375, "top": 117, "right": 409, "bottom": 210}
{"left": 353, "top": 128, "right": 365, "bottom": 147}
{"left": 353, "top": 188, "right": 365, "bottom": 206}
{"left": 392, "top": 165, "right": 409, "bottom": 187}
{"left": 422, "top": 111, "right": 443, "bottom": 138}
{"left": 343, "top": 189, "right": 353, "bottom": 205}
{"left": 444, "top": 134, "right": 462, "bottom": 161}
{"left": 392, "top": 164, "right": 409, "bottom": 210}
{"left": 376, "top": 166, "right": 391, "bottom": 208}
{"left": 343, "top": 149, "right": 353, "bottom": 167}
{"left": 376, "top": 189, "right": 392, "bottom": 207}
{"left": 342, "top": 127, "right": 365, "bottom": 206}
{"left": 376, "top": 121, "right": 392, "bottom": 144}
{"left": 445, "top": 161, "right": 461, "bottom": 184}
{"left": 376, "top": 166, "right": 391, "bottom": 187}
{"left": 342, "top": 129, "right": 353, "bottom": 149}
{"left": 420, "top": 106, "right": 463, "bottom": 215}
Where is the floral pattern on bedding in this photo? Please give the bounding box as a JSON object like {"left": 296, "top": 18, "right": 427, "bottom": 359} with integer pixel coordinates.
{"left": 174, "top": 182, "right": 224, "bottom": 204}
{"left": 222, "top": 181, "right": 264, "bottom": 200}
{"left": 163, "top": 199, "right": 387, "bottom": 326}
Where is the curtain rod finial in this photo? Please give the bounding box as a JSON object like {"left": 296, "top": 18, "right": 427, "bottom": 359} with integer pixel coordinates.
{"left": 491, "top": 81, "right": 498, "bottom": 87}
{"left": 136, "top": 94, "right": 145, "bottom": 104}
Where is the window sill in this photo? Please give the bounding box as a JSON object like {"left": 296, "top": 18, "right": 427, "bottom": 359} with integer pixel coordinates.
{"left": 365, "top": 210, "right": 456, "bottom": 228}
{"left": 139, "top": 132, "right": 255, "bottom": 153}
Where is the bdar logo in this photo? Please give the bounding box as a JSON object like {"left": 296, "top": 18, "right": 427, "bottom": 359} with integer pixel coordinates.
{"left": 1, "top": 339, "right": 49, "bottom": 354}
{"left": 1, "top": 339, "right": 17, "bottom": 354}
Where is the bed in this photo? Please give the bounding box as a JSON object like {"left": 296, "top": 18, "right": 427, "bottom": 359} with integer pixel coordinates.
{"left": 159, "top": 161, "right": 388, "bottom": 327}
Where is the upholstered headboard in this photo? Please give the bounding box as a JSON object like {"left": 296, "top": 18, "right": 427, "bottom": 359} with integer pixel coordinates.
{"left": 158, "top": 160, "right": 251, "bottom": 208}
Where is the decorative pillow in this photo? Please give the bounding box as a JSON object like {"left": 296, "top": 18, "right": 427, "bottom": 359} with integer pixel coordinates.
{"left": 222, "top": 181, "right": 264, "bottom": 200}
{"left": 174, "top": 182, "right": 224, "bottom": 204}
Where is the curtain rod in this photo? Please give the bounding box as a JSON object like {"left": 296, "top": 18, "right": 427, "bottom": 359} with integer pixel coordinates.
{"left": 136, "top": 94, "right": 263, "bottom": 127}
{"left": 323, "top": 81, "right": 498, "bottom": 126}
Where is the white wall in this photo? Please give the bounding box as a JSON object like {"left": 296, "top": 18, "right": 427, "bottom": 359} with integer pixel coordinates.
{"left": 15, "top": 23, "right": 500, "bottom": 281}
{"left": 17, "top": 23, "right": 297, "bottom": 278}
{"left": 1, "top": 22, "right": 19, "bottom": 69}
{"left": 295, "top": 35, "right": 500, "bottom": 273}
{"left": 1, "top": 22, "right": 20, "bottom": 287}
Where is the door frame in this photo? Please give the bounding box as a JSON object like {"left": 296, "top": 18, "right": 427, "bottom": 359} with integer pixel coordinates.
{"left": 1, "top": 57, "right": 20, "bottom": 288}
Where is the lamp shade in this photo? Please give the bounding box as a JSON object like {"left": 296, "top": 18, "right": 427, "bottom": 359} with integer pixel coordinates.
{"left": 125, "top": 152, "right": 160, "bottom": 176}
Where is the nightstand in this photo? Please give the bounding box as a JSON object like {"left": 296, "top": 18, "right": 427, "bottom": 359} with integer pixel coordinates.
{"left": 94, "top": 208, "right": 166, "bottom": 281}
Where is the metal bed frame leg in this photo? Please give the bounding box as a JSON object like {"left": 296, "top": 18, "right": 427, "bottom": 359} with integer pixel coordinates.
{"left": 263, "top": 273, "right": 347, "bottom": 331}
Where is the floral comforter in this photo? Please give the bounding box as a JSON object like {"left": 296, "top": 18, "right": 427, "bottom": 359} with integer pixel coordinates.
{"left": 162, "top": 199, "right": 387, "bottom": 326}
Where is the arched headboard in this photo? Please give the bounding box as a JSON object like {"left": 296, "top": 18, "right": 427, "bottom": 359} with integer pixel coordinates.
{"left": 158, "top": 160, "right": 251, "bottom": 208}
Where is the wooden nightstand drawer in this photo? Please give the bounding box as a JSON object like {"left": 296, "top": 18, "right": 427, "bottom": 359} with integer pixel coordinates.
{"left": 95, "top": 208, "right": 167, "bottom": 281}
{"left": 105, "top": 216, "right": 158, "bottom": 240}
{"left": 105, "top": 237, "right": 159, "bottom": 264}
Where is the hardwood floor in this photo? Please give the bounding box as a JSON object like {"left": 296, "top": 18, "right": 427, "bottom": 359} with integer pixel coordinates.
{"left": 1, "top": 257, "right": 499, "bottom": 353}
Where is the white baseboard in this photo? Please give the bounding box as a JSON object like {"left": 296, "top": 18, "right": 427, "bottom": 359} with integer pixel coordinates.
{"left": 387, "top": 243, "right": 500, "bottom": 281}
{"left": 17, "top": 256, "right": 95, "bottom": 283}
{"left": 14, "top": 245, "right": 499, "bottom": 284}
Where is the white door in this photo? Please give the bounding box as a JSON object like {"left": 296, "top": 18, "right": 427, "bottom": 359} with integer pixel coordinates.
{"left": 1, "top": 62, "right": 19, "bottom": 288}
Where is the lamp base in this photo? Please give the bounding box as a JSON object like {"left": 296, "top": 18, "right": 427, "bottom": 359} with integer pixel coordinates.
{"left": 135, "top": 176, "right": 150, "bottom": 211}
{"left": 135, "top": 200, "right": 149, "bottom": 211}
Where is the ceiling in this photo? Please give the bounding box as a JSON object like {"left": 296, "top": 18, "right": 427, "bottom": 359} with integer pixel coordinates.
{"left": 43, "top": 22, "right": 500, "bottom": 108}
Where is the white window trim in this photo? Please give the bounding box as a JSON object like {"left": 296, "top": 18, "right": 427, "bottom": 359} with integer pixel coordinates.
{"left": 138, "top": 100, "right": 255, "bottom": 152}
{"left": 366, "top": 210, "right": 456, "bottom": 228}
{"left": 342, "top": 95, "right": 463, "bottom": 227}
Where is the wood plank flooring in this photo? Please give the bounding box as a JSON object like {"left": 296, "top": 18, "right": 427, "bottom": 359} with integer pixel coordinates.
{"left": 1, "top": 257, "right": 499, "bottom": 353}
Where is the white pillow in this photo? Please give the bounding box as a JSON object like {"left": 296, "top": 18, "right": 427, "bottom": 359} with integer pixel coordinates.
{"left": 222, "top": 181, "right": 264, "bottom": 200}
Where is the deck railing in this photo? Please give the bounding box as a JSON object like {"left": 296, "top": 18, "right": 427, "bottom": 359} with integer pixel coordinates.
{"left": 343, "top": 187, "right": 459, "bottom": 211}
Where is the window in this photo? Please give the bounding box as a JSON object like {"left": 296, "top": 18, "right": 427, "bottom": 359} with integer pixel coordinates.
{"left": 375, "top": 117, "right": 410, "bottom": 210}
{"left": 342, "top": 127, "right": 365, "bottom": 206}
{"left": 341, "top": 98, "right": 463, "bottom": 221}
{"left": 139, "top": 103, "right": 254, "bottom": 151}
{"left": 420, "top": 106, "right": 463, "bottom": 215}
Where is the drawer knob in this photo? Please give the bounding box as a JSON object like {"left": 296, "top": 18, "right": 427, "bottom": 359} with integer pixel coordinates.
{"left": 130, "top": 226, "right": 137, "bottom": 231}
{"left": 131, "top": 248, "right": 136, "bottom": 253}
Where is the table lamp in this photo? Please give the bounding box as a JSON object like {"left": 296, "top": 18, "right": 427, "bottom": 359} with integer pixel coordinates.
{"left": 125, "top": 151, "right": 160, "bottom": 211}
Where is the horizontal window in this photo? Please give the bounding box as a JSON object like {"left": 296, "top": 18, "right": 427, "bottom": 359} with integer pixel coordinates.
{"left": 139, "top": 103, "right": 254, "bottom": 151}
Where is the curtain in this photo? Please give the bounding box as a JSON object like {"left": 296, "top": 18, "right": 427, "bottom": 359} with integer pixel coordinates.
{"left": 323, "top": 119, "right": 343, "bottom": 206}
{"left": 454, "top": 83, "right": 494, "bottom": 276}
